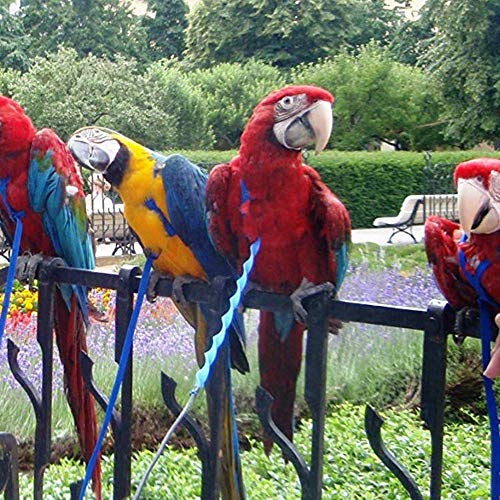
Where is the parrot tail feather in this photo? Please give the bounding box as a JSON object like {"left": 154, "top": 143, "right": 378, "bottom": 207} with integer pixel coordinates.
{"left": 258, "top": 311, "right": 304, "bottom": 454}
{"left": 54, "top": 291, "right": 102, "bottom": 499}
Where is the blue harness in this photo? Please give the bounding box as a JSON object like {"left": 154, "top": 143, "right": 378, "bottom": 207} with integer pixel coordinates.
{"left": 459, "top": 234, "right": 500, "bottom": 499}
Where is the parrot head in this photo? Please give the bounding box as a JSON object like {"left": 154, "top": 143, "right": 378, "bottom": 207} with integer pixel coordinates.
{"left": 67, "top": 126, "right": 142, "bottom": 188}
{"left": 455, "top": 158, "right": 500, "bottom": 235}
{"left": 240, "top": 85, "right": 334, "bottom": 156}
{"left": 0, "top": 96, "right": 36, "bottom": 157}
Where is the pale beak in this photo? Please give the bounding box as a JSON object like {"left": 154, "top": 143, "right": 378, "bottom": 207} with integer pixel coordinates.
{"left": 458, "top": 177, "right": 500, "bottom": 234}
{"left": 68, "top": 131, "right": 120, "bottom": 173}
{"left": 274, "top": 99, "right": 333, "bottom": 153}
{"left": 308, "top": 100, "right": 333, "bottom": 153}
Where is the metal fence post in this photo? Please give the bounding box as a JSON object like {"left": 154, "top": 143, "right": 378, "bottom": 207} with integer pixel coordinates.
{"left": 0, "top": 433, "right": 19, "bottom": 500}
{"left": 112, "top": 265, "right": 140, "bottom": 499}
{"left": 421, "top": 300, "right": 451, "bottom": 500}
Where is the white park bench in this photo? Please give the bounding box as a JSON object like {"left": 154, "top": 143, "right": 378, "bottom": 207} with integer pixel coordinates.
{"left": 373, "top": 193, "right": 458, "bottom": 243}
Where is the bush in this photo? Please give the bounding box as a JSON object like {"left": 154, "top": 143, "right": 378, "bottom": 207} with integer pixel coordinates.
{"left": 186, "top": 60, "right": 286, "bottom": 149}
{"left": 176, "top": 149, "right": 500, "bottom": 228}
{"left": 291, "top": 44, "right": 448, "bottom": 151}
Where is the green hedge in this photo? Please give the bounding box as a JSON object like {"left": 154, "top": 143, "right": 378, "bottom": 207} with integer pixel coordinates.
{"left": 172, "top": 149, "right": 500, "bottom": 228}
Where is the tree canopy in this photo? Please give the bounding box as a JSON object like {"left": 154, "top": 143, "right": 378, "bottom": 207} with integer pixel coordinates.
{"left": 185, "top": 0, "right": 354, "bottom": 68}
{"left": 144, "top": 0, "right": 188, "bottom": 60}
{"left": 422, "top": 0, "right": 500, "bottom": 147}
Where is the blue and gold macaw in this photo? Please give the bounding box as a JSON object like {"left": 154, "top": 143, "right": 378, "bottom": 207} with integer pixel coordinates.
{"left": 67, "top": 127, "right": 248, "bottom": 499}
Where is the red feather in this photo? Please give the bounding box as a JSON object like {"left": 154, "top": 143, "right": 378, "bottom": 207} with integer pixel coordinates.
{"left": 424, "top": 215, "right": 477, "bottom": 310}
{"left": 0, "top": 97, "right": 101, "bottom": 497}
{"left": 207, "top": 85, "right": 350, "bottom": 450}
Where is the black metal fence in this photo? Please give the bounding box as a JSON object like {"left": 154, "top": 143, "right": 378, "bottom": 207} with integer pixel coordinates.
{"left": 422, "top": 153, "right": 458, "bottom": 221}
{"left": 0, "top": 257, "right": 483, "bottom": 500}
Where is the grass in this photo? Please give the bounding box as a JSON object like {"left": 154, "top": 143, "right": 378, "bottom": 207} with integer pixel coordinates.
{"left": 19, "top": 404, "right": 491, "bottom": 499}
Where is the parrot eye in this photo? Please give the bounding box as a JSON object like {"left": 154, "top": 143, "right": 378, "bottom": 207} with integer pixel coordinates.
{"left": 274, "top": 93, "right": 308, "bottom": 122}
{"left": 490, "top": 170, "right": 500, "bottom": 201}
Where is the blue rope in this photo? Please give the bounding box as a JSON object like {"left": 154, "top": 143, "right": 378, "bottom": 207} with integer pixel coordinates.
{"left": 479, "top": 303, "right": 500, "bottom": 499}
{"left": 78, "top": 255, "right": 156, "bottom": 500}
{"left": 0, "top": 216, "right": 24, "bottom": 348}
{"left": 193, "top": 237, "right": 261, "bottom": 392}
{"left": 133, "top": 237, "right": 261, "bottom": 498}
{"left": 458, "top": 237, "right": 500, "bottom": 499}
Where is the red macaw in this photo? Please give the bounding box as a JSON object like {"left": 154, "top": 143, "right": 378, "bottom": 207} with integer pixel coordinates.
{"left": 425, "top": 158, "right": 500, "bottom": 378}
{"left": 0, "top": 97, "right": 101, "bottom": 497}
{"left": 206, "top": 85, "right": 351, "bottom": 451}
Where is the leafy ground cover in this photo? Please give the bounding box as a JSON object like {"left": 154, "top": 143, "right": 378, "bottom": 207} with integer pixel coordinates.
{"left": 18, "top": 404, "right": 490, "bottom": 499}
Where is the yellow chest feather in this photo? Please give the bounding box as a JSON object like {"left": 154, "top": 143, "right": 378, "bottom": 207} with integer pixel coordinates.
{"left": 118, "top": 167, "right": 206, "bottom": 279}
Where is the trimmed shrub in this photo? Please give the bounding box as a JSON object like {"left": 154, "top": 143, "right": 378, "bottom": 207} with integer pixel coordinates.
{"left": 176, "top": 149, "right": 500, "bottom": 228}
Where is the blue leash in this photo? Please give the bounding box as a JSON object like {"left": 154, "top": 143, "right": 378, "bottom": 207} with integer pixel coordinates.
{"left": 459, "top": 236, "right": 500, "bottom": 499}
{"left": 78, "top": 254, "right": 156, "bottom": 500}
{"left": 0, "top": 216, "right": 24, "bottom": 348}
{"left": 133, "top": 237, "right": 261, "bottom": 499}
{"left": 0, "top": 176, "right": 25, "bottom": 349}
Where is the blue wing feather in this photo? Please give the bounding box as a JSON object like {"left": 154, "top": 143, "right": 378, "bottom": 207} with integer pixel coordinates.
{"left": 28, "top": 146, "right": 94, "bottom": 315}
{"left": 158, "top": 154, "right": 246, "bottom": 359}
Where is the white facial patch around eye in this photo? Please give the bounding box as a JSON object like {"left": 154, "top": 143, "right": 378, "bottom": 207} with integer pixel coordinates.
{"left": 80, "top": 128, "right": 111, "bottom": 144}
{"left": 489, "top": 170, "right": 500, "bottom": 201}
{"left": 274, "top": 93, "right": 308, "bottom": 122}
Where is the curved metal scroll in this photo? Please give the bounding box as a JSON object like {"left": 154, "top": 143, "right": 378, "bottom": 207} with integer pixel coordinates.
{"left": 161, "top": 373, "right": 209, "bottom": 461}
{"left": 365, "top": 405, "right": 423, "bottom": 500}
{"left": 255, "top": 386, "right": 310, "bottom": 489}
{"left": 81, "top": 352, "right": 121, "bottom": 430}
{"left": 7, "top": 340, "right": 42, "bottom": 420}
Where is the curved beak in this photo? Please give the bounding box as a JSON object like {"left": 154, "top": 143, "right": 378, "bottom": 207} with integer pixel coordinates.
{"left": 458, "top": 177, "right": 500, "bottom": 234}
{"left": 68, "top": 129, "right": 121, "bottom": 173}
{"left": 274, "top": 99, "right": 333, "bottom": 153}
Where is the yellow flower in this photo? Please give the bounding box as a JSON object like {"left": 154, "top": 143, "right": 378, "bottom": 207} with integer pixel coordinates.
{"left": 25, "top": 302, "right": 34, "bottom": 311}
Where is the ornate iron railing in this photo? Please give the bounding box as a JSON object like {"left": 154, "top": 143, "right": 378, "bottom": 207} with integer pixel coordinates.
{"left": 0, "top": 258, "right": 484, "bottom": 499}
{"left": 422, "top": 153, "right": 458, "bottom": 222}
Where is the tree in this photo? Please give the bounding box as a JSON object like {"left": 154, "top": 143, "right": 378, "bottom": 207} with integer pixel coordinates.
{"left": 185, "top": 0, "right": 353, "bottom": 68}
{"left": 346, "top": 0, "right": 407, "bottom": 49}
{"left": 144, "top": 0, "right": 188, "bottom": 60}
{"left": 0, "top": 7, "right": 31, "bottom": 71}
{"left": 292, "top": 43, "right": 446, "bottom": 150}
{"left": 6, "top": 0, "right": 149, "bottom": 65}
{"left": 421, "top": 0, "right": 500, "bottom": 147}
{"left": 10, "top": 48, "right": 216, "bottom": 150}
{"left": 186, "top": 59, "right": 286, "bottom": 148}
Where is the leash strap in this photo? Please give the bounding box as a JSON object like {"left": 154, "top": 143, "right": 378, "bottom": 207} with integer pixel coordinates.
{"left": 459, "top": 235, "right": 500, "bottom": 499}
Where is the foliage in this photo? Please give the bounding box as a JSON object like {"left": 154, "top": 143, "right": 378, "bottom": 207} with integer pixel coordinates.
{"left": 140, "top": 60, "right": 215, "bottom": 150}
{"left": 8, "top": 0, "right": 150, "bottom": 65}
{"left": 19, "top": 404, "right": 491, "bottom": 498}
{"left": 144, "top": 0, "right": 188, "bottom": 60}
{"left": 346, "top": 0, "right": 407, "bottom": 49}
{"left": 292, "top": 43, "right": 447, "bottom": 151}
{"left": 8, "top": 48, "right": 213, "bottom": 149}
{"left": 185, "top": 0, "right": 353, "bottom": 69}
{"left": 0, "top": 7, "right": 32, "bottom": 71}
{"left": 389, "top": 4, "right": 435, "bottom": 66}
{"left": 178, "top": 149, "right": 500, "bottom": 228}
{"left": 421, "top": 0, "right": 500, "bottom": 147}
{"left": 186, "top": 60, "right": 286, "bottom": 148}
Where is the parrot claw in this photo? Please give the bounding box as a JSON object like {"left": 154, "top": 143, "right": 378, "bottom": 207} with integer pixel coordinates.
{"left": 146, "top": 270, "right": 167, "bottom": 303}
{"left": 172, "top": 274, "right": 203, "bottom": 307}
{"left": 290, "top": 278, "right": 335, "bottom": 325}
{"left": 15, "top": 253, "right": 45, "bottom": 289}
